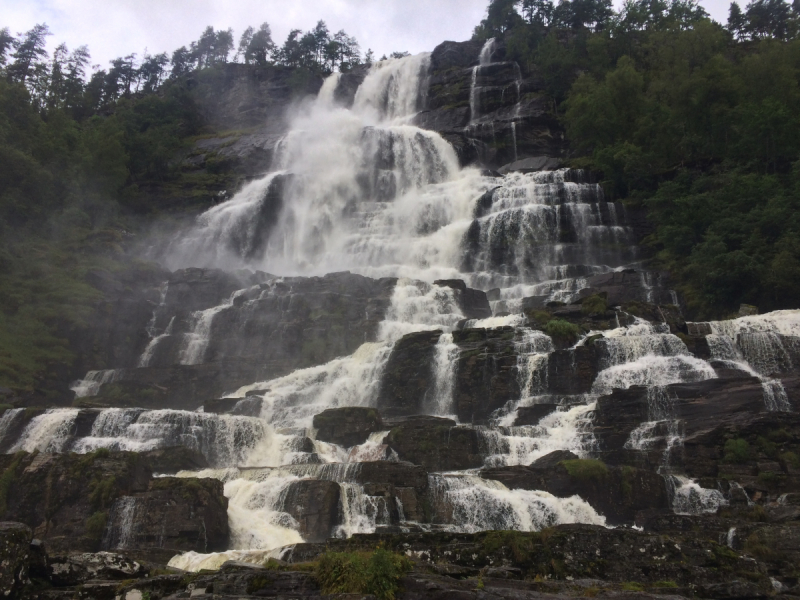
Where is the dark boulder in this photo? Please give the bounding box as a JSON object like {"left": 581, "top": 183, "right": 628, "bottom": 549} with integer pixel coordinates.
{"left": 453, "top": 327, "right": 519, "bottom": 424}
{"left": 204, "top": 397, "right": 241, "bottom": 414}
{"left": 385, "top": 416, "right": 483, "bottom": 471}
{"left": 513, "top": 403, "right": 559, "bottom": 426}
{"left": 434, "top": 280, "right": 492, "bottom": 320}
{"left": 281, "top": 479, "right": 341, "bottom": 543}
{"left": 334, "top": 65, "right": 369, "bottom": 107}
{"left": 313, "top": 407, "right": 384, "bottom": 447}
{"left": 141, "top": 446, "right": 210, "bottom": 474}
{"left": 376, "top": 330, "right": 442, "bottom": 417}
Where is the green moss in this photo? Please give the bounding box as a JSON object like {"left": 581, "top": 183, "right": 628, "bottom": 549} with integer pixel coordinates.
{"left": 482, "top": 531, "right": 536, "bottom": 563}
{"left": 88, "top": 476, "right": 117, "bottom": 509}
{"left": 781, "top": 451, "right": 800, "bottom": 468}
{"left": 620, "top": 466, "right": 636, "bottom": 502}
{"left": 560, "top": 459, "right": 609, "bottom": 481}
{"left": 315, "top": 548, "right": 412, "bottom": 600}
{"left": 723, "top": 438, "right": 751, "bottom": 464}
{"left": 621, "top": 582, "right": 645, "bottom": 591}
{"left": 85, "top": 510, "right": 108, "bottom": 541}
{"left": 652, "top": 581, "right": 678, "bottom": 588}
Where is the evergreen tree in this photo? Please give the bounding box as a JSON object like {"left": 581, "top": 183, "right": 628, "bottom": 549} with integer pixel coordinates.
{"left": 728, "top": 1, "right": 747, "bottom": 37}
{"left": 7, "top": 23, "right": 50, "bottom": 84}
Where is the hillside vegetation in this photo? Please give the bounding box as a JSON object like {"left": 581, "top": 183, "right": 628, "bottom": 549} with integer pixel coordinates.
{"left": 478, "top": 0, "right": 800, "bottom": 317}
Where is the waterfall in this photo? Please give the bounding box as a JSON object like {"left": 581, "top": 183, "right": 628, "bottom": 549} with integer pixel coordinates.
{"left": 697, "top": 310, "right": 800, "bottom": 411}
{"left": 104, "top": 496, "right": 139, "bottom": 550}
{"left": 71, "top": 369, "right": 122, "bottom": 398}
{"left": 180, "top": 289, "right": 248, "bottom": 365}
{"left": 429, "top": 472, "right": 605, "bottom": 532}
{"left": 429, "top": 333, "right": 460, "bottom": 417}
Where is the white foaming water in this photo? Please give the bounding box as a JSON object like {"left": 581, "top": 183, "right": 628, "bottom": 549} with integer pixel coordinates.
{"left": 58, "top": 408, "right": 284, "bottom": 467}
{"left": 336, "top": 482, "right": 391, "bottom": 537}
{"left": 0, "top": 408, "right": 24, "bottom": 447}
{"left": 668, "top": 475, "right": 727, "bottom": 515}
{"left": 429, "top": 333, "right": 459, "bottom": 416}
{"left": 166, "top": 54, "right": 630, "bottom": 304}
{"left": 138, "top": 316, "right": 174, "bottom": 368}
{"left": 104, "top": 496, "right": 138, "bottom": 550}
{"left": 592, "top": 355, "right": 717, "bottom": 395}
{"left": 704, "top": 310, "right": 800, "bottom": 376}
{"left": 70, "top": 369, "right": 121, "bottom": 398}
{"left": 429, "top": 472, "right": 605, "bottom": 532}
{"left": 169, "top": 548, "right": 290, "bottom": 573}
{"left": 482, "top": 402, "right": 596, "bottom": 467}
{"left": 10, "top": 409, "right": 78, "bottom": 453}
{"left": 181, "top": 289, "right": 249, "bottom": 365}
{"left": 347, "top": 431, "right": 392, "bottom": 462}
{"left": 230, "top": 280, "right": 464, "bottom": 430}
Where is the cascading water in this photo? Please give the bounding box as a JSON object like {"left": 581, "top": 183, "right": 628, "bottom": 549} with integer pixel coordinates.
{"left": 9, "top": 50, "right": 798, "bottom": 571}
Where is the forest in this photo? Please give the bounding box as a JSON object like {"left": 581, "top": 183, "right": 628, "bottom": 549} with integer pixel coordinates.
{"left": 475, "top": 0, "right": 800, "bottom": 316}
{"left": 1, "top": 0, "right": 800, "bottom": 396}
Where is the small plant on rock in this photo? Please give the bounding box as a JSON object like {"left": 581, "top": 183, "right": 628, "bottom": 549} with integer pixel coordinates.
{"left": 723, "top": 438, "right": 751, "bottom": 464}
{"left": 581, "top": 294, "right": 608, "bottom": 315}
{"left": 561, "top": 459, "right": 609, "bottom": 481}
{"left": 544, "top": 319, "right": 581, "bottom": 345}
{"left": 315, "top": 547, "right": 412, "bottom": 600}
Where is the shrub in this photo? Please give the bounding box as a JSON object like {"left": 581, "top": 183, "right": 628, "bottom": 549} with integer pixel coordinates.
{"left": 723, "top": 439, "right": 751, "bottom": 463}
{"left": 581, "top": 295, "right": 608, "bottom": 315}
{"left": 561, "top": 459, "right": 609, "bottom": 481}
{"left": 544, "top": 319, "right": 581, "bottom": 344}
{"left": 315, "top": 548, "right": 412, "bottom": 600}
{"left": 85, "top": 510, "right": 108, "bottom": 541}
{"left": 781, "top": 451, "right": 800, "bottom": 468}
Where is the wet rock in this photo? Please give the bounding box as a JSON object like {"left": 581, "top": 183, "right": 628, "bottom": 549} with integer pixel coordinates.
{"left": 2, "top": 451, "right": 151, "bottom": 553}
{"left": 0, "top": 522, "right": 32, "bottom": 597}
{"left": 105, "top": 477, "right": 228, "bottom": 559}
{"left": 547, "top": 345, "right": 602, "bottom": 395}
{"left": 313, "top": 407, "right": 384, "bottom": 447}
{"left": 513, "top": 403, "right": 559, "bottom": 425}
{"left": 204, "top": 397, "right": 241, "bottom": 414}
{"left": 281, "top": 479, "right": 341, "bottom": 543}
{"left": 141, "top": 446, "right": 210, "bottom": 474}
{"left": 47, "top": 551, "right": 146, "bottom": 586}
{"left": 377, "top": 330, "right": 442, "bottom": 417}
{"left": 481, "top": 455, "right": 669, "bottom": 524}
{"left": 453, "top": 327, "right": 519, "bottom": 424}
{"left": 434, "top": 279, "right": 492, "bottom": 319}
{"left": 334, "top": 65, "right": 370, "bottom": 107}
{"left": 385, "top": 416, "right": 483, "bottom": 471}
{"left": 497, "top": 155, "right": 563, "bottom": 173}
{"left": 97, "top": 271, "right": 398, "bottom": 410}
{"left": 356, "top": 461, "right": 429, "bottom": 495}
{"left": 577, "top": 270, "right": 676, "bottom": 306}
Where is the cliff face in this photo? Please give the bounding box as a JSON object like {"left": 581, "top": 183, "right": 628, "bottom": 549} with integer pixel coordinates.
{"left": 2, "top": 42, "right": 800, "bottom": 600}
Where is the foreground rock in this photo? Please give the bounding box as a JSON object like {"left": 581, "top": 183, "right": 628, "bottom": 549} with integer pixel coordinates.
{"left": 0, "top": 522, "right": 32, "bottom": 597}
{"left": 1, "top": 523, "right": 785, "bottom": 599}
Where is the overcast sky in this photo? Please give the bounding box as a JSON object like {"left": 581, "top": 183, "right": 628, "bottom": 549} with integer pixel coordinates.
{"left": 2, "top": 0, "right": 733, "bottom": 71}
